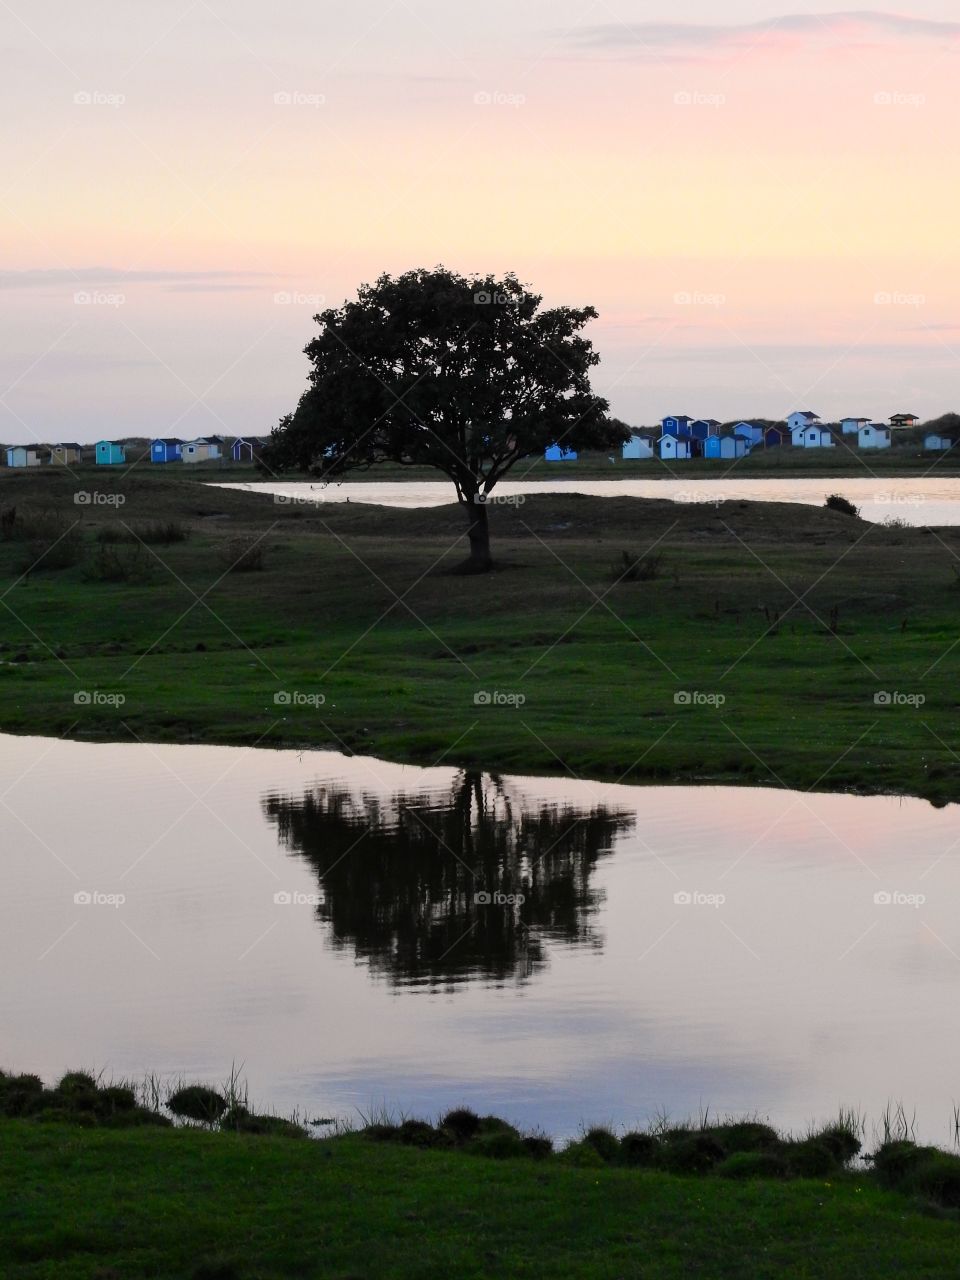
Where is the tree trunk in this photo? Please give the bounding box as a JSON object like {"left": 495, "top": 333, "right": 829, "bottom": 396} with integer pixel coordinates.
{"left": 457, "top": 497, "right": 492, "bottom": 573}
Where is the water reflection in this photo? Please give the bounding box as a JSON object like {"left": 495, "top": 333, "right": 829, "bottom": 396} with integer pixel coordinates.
{"left": 263, "top": 771, "right": 635, "bottom": 988}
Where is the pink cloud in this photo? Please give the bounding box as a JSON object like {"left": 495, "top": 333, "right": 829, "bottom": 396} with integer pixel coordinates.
{"left": 569, "top": 11, "right": 960, "bottom": 62}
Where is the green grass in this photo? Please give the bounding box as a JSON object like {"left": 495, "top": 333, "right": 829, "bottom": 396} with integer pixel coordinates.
{"left": 4, "top": 1120, "right": 960, "bottom": 1279}
{"left": 2, "top": 467, "right": 960, "bottom": 801}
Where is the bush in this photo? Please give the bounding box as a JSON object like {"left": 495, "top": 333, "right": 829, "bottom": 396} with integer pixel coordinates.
{"left": 521, "top": 1134, "right": 553, "bottom": 1160}
{"left": 784, "top": 1138, "right": 840, "bottom": 1178}
{"left": 621, "top": 1132, "right": 660, "bottom": 1167}
{"left": 218, "top": 540, "right": 265, "bottom": 572}
{"left": 395, "top": 1119, "right": 449, "bottom": 1148}
{"left": 582, "top": 1126, "right": 621, "bottom": 1163}
{"left": 471, "top": 1130, "right": 527, "bottom": 1160}
{"left": 97, "top": 521, "right": 189, "bottom": 545}
{"left": 559, "top": 1140, "right": 606, "bottom": 1168}
{"left": 825, "top": 493, "right": 859, "bottom": 517}
{"left": 84, "top": 542, "right": 154, "bottom": 583}
{"left": 815, "top": 1123, "right": 862, "bottom": 1164}
{"left": 614, "top": 549, "right": 663, "bottom": 582}
{"left": 711, "top": 1122, "right": 781, "bottom": 1154}
{"left": 441, "top": 1107, "right": 481, "bottom": 1142}
{"left": 659, "top": 1132, "right": 727, "bottom": 1174}
{"left": 168, "top": 1085, "right": 227, "bottom": 1124}
{"left": 220, "top": 1107, "right": 307, "bottom": 1139}
{"left": 717, "top": 1151, "right": 789, "bottom": 1180}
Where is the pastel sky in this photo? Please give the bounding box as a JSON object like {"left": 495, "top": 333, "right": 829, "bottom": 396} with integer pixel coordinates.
{"left": 2, "top": 2, "right": 959, "bottom": 442}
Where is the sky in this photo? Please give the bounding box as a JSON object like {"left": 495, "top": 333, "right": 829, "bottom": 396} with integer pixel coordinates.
{"left": 1, "top": 1, "right": 959, "bottom": 443}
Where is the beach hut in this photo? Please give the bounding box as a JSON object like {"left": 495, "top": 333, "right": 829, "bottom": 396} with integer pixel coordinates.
{"left": 924, "top": 433, "right": 955, "bottom": 452}
{"left": 793, "top": 425, "right": 834, "bottom": 449}
{"left": 150, "top": 438, "right": 183, "bottom": 463}
{"left": 733, "top": 422, "right": 763, "bottom": 446}
{"left": 658, "top": 433, "right": 693, "bottom": 460}
{"left": 704, "top": 433, "right": 749, "bottom": 460}
{"left": 858, "top": 423, "right": 891, "bottom": 450}
{"left": 689, "top": 419, "right": 721, "bottom": 441}
{"left": 840, "top": 417, "right": 869, "bottom": 435}
{"left": 95, "top": 441, "right": 125, "bottom": 465}
{"left": 231, "top": 437, "right": 266, "bottom": 463}
{"left": 49, "top": 443, "right": 82, "bottom": 465}
{"left": 622, "top": 432, "right": 654, "bottom": 460}
{"left": 764, "top": 427, "right": 788, "bottom": 448}
{"left": 5, "top": 446, "right": 41, "bottom": 467}
{"left": 787, "top": 411, "right": 820, "bottom": 440}
{"left": 889, "top": 414, "right": 919, "bottom": 430}
{"left": 661, "top": 415, "right": 693, "bottom": 437}
{"left": 181, "top": 439, "right": 211, "bottom": 463}
{"left": 544, "top": 444, "right": 578, "bottom": 461}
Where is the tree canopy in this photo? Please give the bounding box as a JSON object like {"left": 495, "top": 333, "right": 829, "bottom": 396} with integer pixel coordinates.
{"left": 262, "top": 267, "right": 628, "bottom": 569}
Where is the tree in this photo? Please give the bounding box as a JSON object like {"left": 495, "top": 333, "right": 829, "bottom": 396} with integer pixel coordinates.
{"left": 261, "top": 267, "right": 629, "bottom": 572}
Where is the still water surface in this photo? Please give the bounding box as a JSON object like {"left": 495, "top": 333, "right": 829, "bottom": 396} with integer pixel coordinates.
{"left": 217, "top": 477, "right": 960, "bottom": 526}
{"left": 2, "top": 733, "right": 959, "bottom": 1141}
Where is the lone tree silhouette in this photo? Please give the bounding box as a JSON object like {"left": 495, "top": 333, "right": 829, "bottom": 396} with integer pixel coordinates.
{"left": 262, "top": 267, "right": 628, "bottom": 572}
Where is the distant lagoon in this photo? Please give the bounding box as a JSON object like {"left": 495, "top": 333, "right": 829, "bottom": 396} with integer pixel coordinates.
{"left": 214, "top": 477, "right": 960, "bottom": 527}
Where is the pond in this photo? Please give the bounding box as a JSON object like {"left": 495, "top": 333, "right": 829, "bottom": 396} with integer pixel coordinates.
{"left": 216, "top": 477, "right": 960, "bottom": 526}
{"left": 3, "top": 732, "right": 959, "bottom": 1143}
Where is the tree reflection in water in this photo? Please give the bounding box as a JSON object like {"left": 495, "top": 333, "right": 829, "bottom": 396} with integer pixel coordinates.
{"left": 262, "top": 771, "right": 635, "bottom": 988}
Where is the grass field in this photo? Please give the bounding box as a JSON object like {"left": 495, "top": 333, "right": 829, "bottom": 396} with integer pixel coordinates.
{"left": 5, "top": 1119, "right": 960, "bottom": 1280}
{"left": 2, "top": 465, "right": 960, "bottom": 801}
